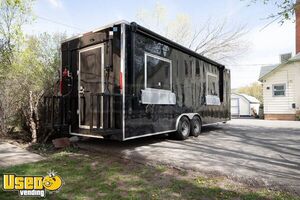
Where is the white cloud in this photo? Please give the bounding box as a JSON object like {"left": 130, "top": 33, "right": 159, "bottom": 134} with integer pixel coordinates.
{"left": 47, "top": 0, "right": 63, "bottom": 8}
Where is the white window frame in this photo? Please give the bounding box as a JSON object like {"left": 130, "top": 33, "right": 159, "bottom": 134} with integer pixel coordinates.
{"left": 272, "top": 83, "right": 286, "bottom": 97}
{"left": 144, "top": 52, "right": 172, "bottom": 92}
{"left": 206, "top": 72, "right": 219, "bottom": 97}
{"left": 78, "top": 43, "right": 104, "bottom": 129}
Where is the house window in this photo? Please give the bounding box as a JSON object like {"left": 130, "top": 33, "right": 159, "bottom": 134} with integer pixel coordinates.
{"left": 273, "top": 84, "right": 286, "bottom": 96}
{"left": 145, "top": 52, "right": 172, "bottom": 91}
{"left": 206, "top": 72, "right": 219, "bottom": 96}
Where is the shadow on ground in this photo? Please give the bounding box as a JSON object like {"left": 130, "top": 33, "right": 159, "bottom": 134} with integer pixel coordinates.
{"left": 0, "top": 150, "right": 292, "bottom": 200}
{"left": 78, "top": 120, "right": 300, "bottom": 195}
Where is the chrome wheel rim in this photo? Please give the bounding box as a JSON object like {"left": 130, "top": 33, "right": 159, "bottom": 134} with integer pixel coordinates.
{"left": 181, "top": 121, "right": 189, "bottom": 136}
{"left": 194, "top": 121, "right": 200, "bottom": 134}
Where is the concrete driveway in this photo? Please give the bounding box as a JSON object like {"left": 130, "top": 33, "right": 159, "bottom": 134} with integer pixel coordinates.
{"left": 78, "top": 119, "right": 300, "bottom": 193}
{"left": 0, "top": 142, "right": 43, "bottom": 168}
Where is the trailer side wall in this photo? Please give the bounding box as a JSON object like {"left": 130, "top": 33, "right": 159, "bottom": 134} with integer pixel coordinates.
{"left": 124, "top": 27, "right": 230, "bottom": 139}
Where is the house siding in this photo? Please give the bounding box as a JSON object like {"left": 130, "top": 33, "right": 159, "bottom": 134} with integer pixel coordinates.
{"left": 262, "top": 62, "right": 300, "bottom": 117}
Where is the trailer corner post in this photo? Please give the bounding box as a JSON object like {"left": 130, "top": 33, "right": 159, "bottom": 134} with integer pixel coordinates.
{"left": 121, "top": 23, "right": 126, "bottom": 141}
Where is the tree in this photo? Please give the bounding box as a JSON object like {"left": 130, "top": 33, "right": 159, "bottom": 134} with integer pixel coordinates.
{"left": 136, "top": 2, "right": 248, "bottom": 62}
{"left": 0, "top": 0, "right": 33, "bottom": 74}
{"left": 237, "top": 82, "right": 263, "bottom": 103}
{"left": 246, "top": 0, "right": 296, "bottom": 24}
{"left": 0, "top": 0, "right": 65, "bottom": 143}
{"left": 0, "top": 32, "right": 66, "bottom": 142}
{"left": 0, "top": 0, "right": 34, "bottom": 134}
{"left": 10, "top": 33, "right": 66, "bottom": 143}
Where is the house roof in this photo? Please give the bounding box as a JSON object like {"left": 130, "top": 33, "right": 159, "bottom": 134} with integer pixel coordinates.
{"left": 259, "top": 64, "right": 278, "bottom": 80}
{"left": 232, "top": 93, "right": 260, "bottom": 103}
{"left": 241, "top": 94, "right": 260, "bottom": 103}
{"left": 258, "top": 53, "right": 300, "bottom": 81}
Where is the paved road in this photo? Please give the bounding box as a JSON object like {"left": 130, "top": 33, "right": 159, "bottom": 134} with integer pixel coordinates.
{"left": 0, "top": 142, "right": 43, "bottom": 168}
{"left": 78, "top": 119, "right": 300, "bottom": 193}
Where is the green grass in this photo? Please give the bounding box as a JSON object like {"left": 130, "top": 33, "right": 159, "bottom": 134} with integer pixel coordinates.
{"left": 0, "top": 150, "right": 299, "bottom": 200}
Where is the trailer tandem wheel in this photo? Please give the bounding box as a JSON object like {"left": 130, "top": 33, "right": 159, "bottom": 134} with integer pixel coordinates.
{"left": 190, "top": 116, "right": 202, "bottom": 137}
{"left": 174, "top": 116, "right": 190, "bottom": 140}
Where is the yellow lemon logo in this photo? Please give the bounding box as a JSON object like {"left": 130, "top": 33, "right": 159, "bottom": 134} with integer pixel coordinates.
{"left": 42, "top": 175, "right": 62, "bottom": 191}
{"left": 2, "top": 171, "right": 63, "bottom": 197}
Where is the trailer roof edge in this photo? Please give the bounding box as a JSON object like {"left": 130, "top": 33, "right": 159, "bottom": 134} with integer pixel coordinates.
{"left": 61, "top": 20, "right": 225, "bottom": 68}
{"left": 61, "top": 20, "right": 130, "bottom": 43}
{"left": 130, "top": 22, "right": 225, "bottom": 69}
{"left": 92, "top": 20, "right": 130, "bottom": 33}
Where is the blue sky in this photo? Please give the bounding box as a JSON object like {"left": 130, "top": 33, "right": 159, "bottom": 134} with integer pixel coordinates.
{"left": 24, "top": 0, "right": 295, "bottom": 88}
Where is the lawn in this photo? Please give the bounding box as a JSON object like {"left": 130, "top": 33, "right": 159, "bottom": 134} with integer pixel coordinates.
{"left": 0, "top": 149, "right": 299, "bottom": 200}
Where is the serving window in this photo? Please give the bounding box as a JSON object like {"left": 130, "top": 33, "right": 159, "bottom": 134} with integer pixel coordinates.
{"left": 145, "top": 52, "right": 172, "bottom": 91}
{"left": 205, "top": 72, "right": 221, "bottom": 106}
{"left": 206, "top": 72, "right": 219, "bottom": 96}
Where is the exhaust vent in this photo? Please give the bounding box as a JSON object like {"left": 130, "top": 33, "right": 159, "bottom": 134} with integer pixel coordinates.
{"left": 280, "top": 53, "right": 292, "bottom": 63}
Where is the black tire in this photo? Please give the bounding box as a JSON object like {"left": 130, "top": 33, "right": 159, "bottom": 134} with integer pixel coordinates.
{"left": 190, "top": 116, "right": 202, "bottom": 137}
{"left": 175, "top": 117, "right": 190, "bottom": 140}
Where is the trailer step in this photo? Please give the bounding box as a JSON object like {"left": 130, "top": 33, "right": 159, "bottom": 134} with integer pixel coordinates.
{"left": 70, "top": 132, "right": 104, "bottom": 139}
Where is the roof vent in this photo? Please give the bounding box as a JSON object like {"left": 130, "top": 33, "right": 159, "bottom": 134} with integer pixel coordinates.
{"left": 280, "top": 53, "right": 292, "bottom": 63}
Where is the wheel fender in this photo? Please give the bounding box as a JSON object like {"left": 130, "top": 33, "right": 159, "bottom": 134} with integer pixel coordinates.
{"left": 175, "top": 113, "right": 202, "bottom": 130}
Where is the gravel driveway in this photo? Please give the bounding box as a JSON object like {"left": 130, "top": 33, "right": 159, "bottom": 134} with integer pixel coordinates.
{"left": 78, "top": 119, "right": 300, "bottom": 193}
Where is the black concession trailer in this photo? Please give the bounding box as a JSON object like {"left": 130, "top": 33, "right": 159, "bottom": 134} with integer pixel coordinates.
{"left": 44, "top": 20, "right": 231, "bottom": 141}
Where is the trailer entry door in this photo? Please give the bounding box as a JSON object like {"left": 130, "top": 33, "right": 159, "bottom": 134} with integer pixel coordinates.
{"left": 79, "top": 44, "right": 104, "bottom": 129}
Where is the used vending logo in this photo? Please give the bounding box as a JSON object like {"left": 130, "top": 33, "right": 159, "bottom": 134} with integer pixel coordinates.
{"left": 2, "top": 171, "right": 63, "bottom": 197}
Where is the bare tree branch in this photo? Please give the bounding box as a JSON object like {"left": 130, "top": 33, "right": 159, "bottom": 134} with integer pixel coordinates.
{"left": 245, "top": 0, "right": 296, "bottom": 25}
{"left": 136, "top": 3, "right": 249, "bottom": 63}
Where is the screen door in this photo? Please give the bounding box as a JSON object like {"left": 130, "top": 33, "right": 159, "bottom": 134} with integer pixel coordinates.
{"left": 78, "top": 44, "right": 104, "bottom": 129}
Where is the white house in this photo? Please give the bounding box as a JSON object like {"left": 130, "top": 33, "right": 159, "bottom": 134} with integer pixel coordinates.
{"left": 231, "top": 93, "right": 260, "bottom": 117}
{"left": 258, "top": 1, "right": 300, "bottom": 121}
{"left": 259, "top": 54, "right": 300, "bottom": 120}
